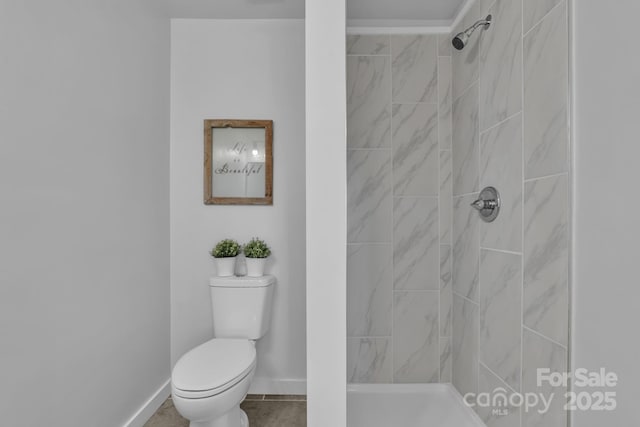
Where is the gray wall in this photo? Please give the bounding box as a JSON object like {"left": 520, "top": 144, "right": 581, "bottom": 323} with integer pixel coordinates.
{"left": 345, "top": 34, "right": 453, "bottom": 384}
{"left": 450, "top": 0, "right": 570, "bottom": 426}
{"left": 573, "top": 0, "right": 640, "bottom": 425}
{"left": 0, "top": 1, "right": 170, "bottom": 426}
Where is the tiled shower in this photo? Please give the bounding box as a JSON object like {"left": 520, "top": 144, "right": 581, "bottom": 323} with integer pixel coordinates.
{"left": 347, "top": 0, "right": 570, "bottom": 425}
{"left": 346, "top": 33, "right": 454, "bottom": 384}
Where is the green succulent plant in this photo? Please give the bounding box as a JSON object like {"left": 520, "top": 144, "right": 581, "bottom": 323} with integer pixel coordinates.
{"left": 211, "top": 239, "right": 240, "bottom": 258}
{"left": 243, "top": 238, "right": 271, "bottom": 259}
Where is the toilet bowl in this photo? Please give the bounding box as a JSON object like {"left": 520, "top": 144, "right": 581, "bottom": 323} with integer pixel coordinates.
{"left": 172, "top": 275, "right": 275, "bottom": 427}
{"left": 171, "top": 339, "right": 257, "bottom": 427}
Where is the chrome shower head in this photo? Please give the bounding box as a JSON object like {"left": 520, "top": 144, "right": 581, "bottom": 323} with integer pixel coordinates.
{"left": 452, "top": 32, "right": 469, "bottom": 50}
{"left": 452, "top": 15, "right": 492, "bottom": 50}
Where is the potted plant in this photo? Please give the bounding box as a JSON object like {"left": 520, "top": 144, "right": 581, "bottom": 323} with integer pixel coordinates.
{"left": 243, "top": 238, "right": 271, "bottom": 277}
{"left": 210, "top": 239, "right": 240, "bottom": 277}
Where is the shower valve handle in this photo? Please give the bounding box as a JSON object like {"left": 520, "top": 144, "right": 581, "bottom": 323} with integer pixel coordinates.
{"left": 470, "top": 187, "right": 501, "bottom": 223}
{"left": 470, "top": 198, "right": 498, "bottom": 211}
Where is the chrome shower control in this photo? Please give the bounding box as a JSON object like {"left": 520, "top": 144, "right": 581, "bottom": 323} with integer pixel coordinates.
{"left": 471, "top": 187, "right": 501, "bottom": 223}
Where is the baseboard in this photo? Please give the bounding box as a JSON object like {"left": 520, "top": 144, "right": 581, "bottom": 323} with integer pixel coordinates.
{"left": 123, "top": 379, "right": 171, "bottom": 427}
{"left": 248, "top": 377, "right": 307, "bottom": 395}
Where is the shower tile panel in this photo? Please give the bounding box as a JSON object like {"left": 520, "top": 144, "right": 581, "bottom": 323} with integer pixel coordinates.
{"left": 347, "top": 56, "right": 391, "bottom": 149}
{"left": 440, "top": 337, "right": 452, "bottom": 383}
{"left": 437, "top": 33, "right": 452, "bottom": 57}
{"left": 347, "top": 244, "right": 393, "bottom": 337}
{"left": 522, "top": 329, "right": 567, "bottom": 427}
{"left": 452, "top": 295, "right": 479, "bottom": 398}
{"left": 440, "top": 150, "right": 453, "bottom": 244}
{"left": 347, "top": 150, "right": 393, "bottom": 243}
{"left": 523, "top": 0, "right": 564, "bottom": 34}
{"left": 393, "top": 291, "right": 440, "bottom": 383}
{"left": 347, "top": 35, "right": 390, "bottom": 55}
{"left": 393, "top": 197, "right": 439, "bottom": 290}
{"left": 440, "top": 245, "right": 452, "bottom": 337}
{"left": 392, "top": 103, "right": 439, "bottom": 197}
{"left": 438, "top": 56, "right": 453, "bottom": 149}
{"left": 347, "top": 337, "right": 393, "bottom": 383}
{"left": 450, "top": 0, "right": 570, "bottom": 413}
{"left": 478, "top": 364, "right": 521, "bottom": 427}
{"left": 479, "top": 250, "right": 522, "bottom": 392}
{"left": 453, "top": 194, "right": 480, "bottom": 301}
{"left": 391, "top": 35, "right": 438, "bottom": 103}
{"left": 480, "top": 113, "right": 523, "bottom": 252}
{"left": 452, "top": 1, "right": 480, "bottom": 100}
{"left": 479, "top": 0, "right": 523, "bottom": 132}
{"left": 478, "top": 0, "right": 494, "bottom": 15}
{"left": 524, "top": 175, "right": 569, "bottom": 346}
{"left": 452, "top": 83, "right": 479, "bottom": 196}
{"left": 523, "top": 4, "right": 569, "bottom": 179}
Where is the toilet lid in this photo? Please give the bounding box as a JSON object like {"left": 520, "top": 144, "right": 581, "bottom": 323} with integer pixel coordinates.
{"left": 172, "top": 339, "right": 256, "bottom": 396}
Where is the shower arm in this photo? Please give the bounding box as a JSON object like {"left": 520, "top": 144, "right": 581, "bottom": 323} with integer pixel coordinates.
{"left": 464, "top": 18, "right": 492, "bottom": 36}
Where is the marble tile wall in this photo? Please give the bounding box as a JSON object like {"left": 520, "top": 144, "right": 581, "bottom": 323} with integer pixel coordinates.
{"left": 450, "top": 1, "right": 570, "bottom": 426}
{"left": 346, "top": 34, "right": 453, "bottom": 384}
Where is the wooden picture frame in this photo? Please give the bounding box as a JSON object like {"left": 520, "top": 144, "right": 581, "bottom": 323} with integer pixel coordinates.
{"left": 204, "top": 119, "right": 273, "bottom": 205}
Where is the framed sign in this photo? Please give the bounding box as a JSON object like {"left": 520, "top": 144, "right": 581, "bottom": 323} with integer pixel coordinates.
{"left": 204, "top": 119, "right": 273, "bottom": 205}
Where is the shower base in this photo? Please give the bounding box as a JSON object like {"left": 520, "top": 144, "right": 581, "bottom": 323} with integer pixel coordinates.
{"left": 347, "top": 383, "right": 486, "bottom": 427}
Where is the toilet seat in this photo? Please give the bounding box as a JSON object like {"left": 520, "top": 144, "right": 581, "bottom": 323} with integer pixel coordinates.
{"left": 172, "top": 339, "right": 256, "bottom": 399}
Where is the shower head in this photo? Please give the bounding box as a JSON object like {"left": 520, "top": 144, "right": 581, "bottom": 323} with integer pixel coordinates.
{"left": 452, "top": 15, "right": 492, "bottom": 50}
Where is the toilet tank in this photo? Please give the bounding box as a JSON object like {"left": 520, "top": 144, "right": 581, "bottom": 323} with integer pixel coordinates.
{"left": 209, "top": 275, "right": 275, "bottom": 340}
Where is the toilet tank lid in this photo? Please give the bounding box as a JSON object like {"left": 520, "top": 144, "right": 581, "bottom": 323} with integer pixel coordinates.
{"left": 210, "top": 275, "right": 276, "bottom": 288}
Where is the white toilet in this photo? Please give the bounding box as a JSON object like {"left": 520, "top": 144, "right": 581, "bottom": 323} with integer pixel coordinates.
{"left": 171, "top": 275, "right": 275, "bottom": 427}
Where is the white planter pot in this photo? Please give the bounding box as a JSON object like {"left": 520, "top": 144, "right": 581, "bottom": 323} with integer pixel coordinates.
{"left": 245, "top": 258, "right": 267, "bottom": 277}
{"left": 215, "top": 257, "right": 237, "bottom": 277}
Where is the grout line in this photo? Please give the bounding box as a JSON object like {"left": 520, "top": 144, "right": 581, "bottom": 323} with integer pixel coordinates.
{"left": 452, "top": 290, "right": 479, "bottom": 306}
{"left": 479, "top": 110, "right": 522, "bottom": 137}
{"left": 438, "top": 53, "right": 442, "bottom": 381}
{"left": 393, "top": 195, "right": 439, "bottom": 200}
{"left": 520, "top": 0, "right": 526, "bottom": 420}
{"left": 393, "top": 289, "right": 440, "bottom": 293}
{"left": 392, "top": 101, "right": 439, "bottom": 106}
{"left": 348, "top": 335, "right": 393, "bottom": 339}
{"left": 476, "top": 53, "right": 482, "bottom": 396}
{"left": 524, "top": 171, "right": 568, "bottom": 183}
{"left": 523, "top": 325, "right": 568, "bottom": 350}
{"left": 346, "top": 242, "right": 392, "bottom": 246}
{"left": 567, "top": 1, "right": 575, "bottom": 426}
{"left": 479, "top": 361, "right": 518, "bottom": 395}
{"left": 346, "top": 54, "right": 391, "bottom": 57}
{"left": 523, "top": 0, "right": 566, "bottom": 39}
{"left": 453, "top": 191, "right": 479, "bottom": 198}
{"left": 479, "top": 247, "right": 523, "bottom": 256}
{"left": 389, "top": 39, "right": 395, "bottom": 384}
{"left": 346, "top": 242, "right": 392, "bottom": 245}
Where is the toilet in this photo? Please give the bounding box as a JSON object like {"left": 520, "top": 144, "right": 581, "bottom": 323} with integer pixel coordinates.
{"left": 171, "top": 275, "right": 275, "bottom": 427}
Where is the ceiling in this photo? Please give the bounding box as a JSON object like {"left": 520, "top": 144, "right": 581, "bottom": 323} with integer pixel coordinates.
{"left": 165, "top": 0, "right": 467, "bottom": 23}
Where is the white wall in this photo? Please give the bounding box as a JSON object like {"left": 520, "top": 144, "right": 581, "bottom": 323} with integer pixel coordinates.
{"left": 0, "top": 1, "right": 170, "bottom": 426}
{"left": 573, "top": 1, "right": 640, "bottom": 425}
{"left": 170, "top": 19, "right": 306, "bottom": 393}
{"left": 305, "top": 0, "right": 347, "bottom": 424}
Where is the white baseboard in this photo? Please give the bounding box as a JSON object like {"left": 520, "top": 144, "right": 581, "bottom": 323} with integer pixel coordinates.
{"left": 248, "top": 377, "right": 307, "bottom": 395}
{"left": 123, "top": 379, "right": 171, "bottom": 427}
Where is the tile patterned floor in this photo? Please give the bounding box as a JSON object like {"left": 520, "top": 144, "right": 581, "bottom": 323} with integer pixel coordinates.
{"left": 145, "top": 395, "right": 307, "bottom": 427}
